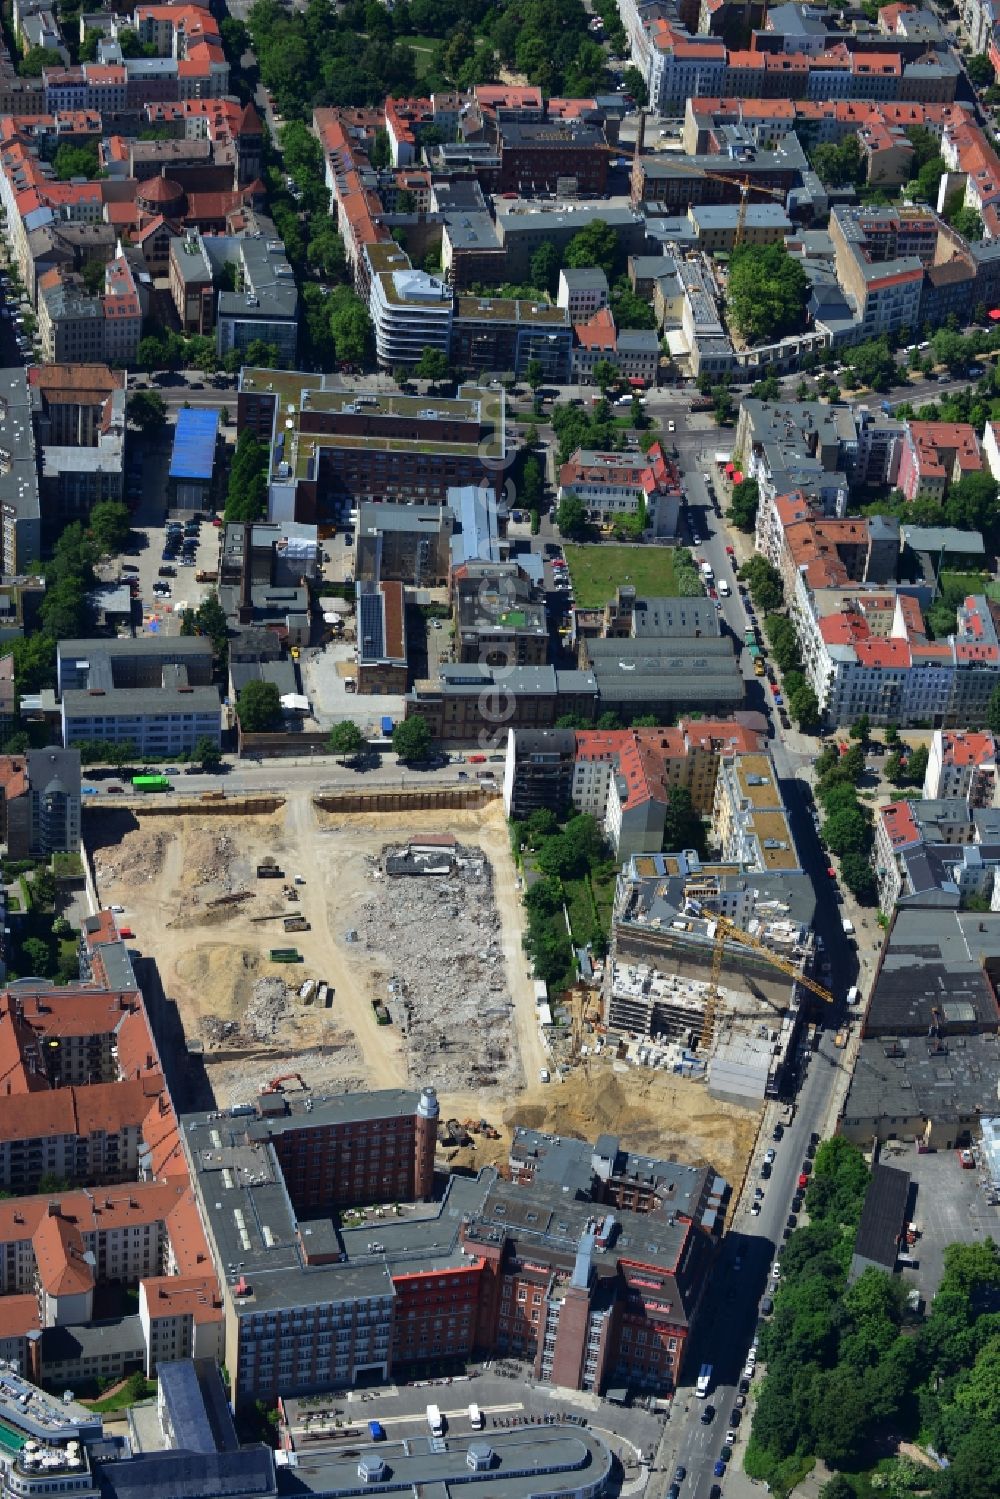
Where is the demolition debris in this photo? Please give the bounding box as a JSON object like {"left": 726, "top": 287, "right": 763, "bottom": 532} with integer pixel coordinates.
{"left": 357, "top": 840, "right": 522, "bottom": 1093}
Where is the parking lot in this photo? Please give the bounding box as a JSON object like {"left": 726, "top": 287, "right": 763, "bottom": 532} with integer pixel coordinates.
{"left": 282, "top": 1370, "right": 666, "bottom": 1472}
{"left": 882, "top": 1140, "right": 1000, "bottom": 1300}
{"left": 98, "top": 442, "right": 221, "bottom": 639}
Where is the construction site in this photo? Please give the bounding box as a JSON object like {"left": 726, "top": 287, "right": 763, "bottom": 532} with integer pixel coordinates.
{"left": 83, "top": 794, "right": 765, "bottom": 1196}
{"left": 606, "top": 854, "right": 834, "bottom": 1103}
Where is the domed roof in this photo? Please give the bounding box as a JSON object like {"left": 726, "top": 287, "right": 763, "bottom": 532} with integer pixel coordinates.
{"left": 139, "top": 175, "right": 183, "bottom": 210}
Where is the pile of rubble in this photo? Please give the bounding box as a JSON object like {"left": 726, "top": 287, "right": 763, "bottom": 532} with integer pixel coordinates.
{"left": 358, "top": 844, "right": 522, "bottom": 1092}
{"left": 188, "top": 828, "right": 241, "bottom": 893}
{"left": 93, "top": 828, "right": 172, "bottom": 886}
{"left": 243, "top": 977, "right": 290, "bottom": 1042}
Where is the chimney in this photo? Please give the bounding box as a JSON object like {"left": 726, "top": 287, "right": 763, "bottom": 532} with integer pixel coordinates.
{"left": 634, "top": 109, "right": 645, "bottom": 158}
{"left": 239, "top": 521, "right": 254, "bottom": 624}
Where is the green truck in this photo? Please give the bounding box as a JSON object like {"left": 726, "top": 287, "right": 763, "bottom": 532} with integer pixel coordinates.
{"left": 132, "top": 774, "right": 170, "bottom": 792}
{"left": 744, "top": 628, "right": 757, "bottom": 649}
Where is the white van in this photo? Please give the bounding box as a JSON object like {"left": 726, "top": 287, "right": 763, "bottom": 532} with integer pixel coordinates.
{"left": 427, "top": 1404, "right": 444, "bottom": 1436}
{"left": 719, "top": 580, "right": 731, "bottom": 597}
{"left": 469, "top": 1404, "right": 483, "bottom": 1430}
{"left": 846, "top": 985, "right": 860, "bottom": 1006}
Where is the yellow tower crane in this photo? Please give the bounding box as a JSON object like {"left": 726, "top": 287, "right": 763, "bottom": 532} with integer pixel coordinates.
{"left": 628, "top": 131, "right": 790, "bottom": 249}
{"left": 699, "top": 913, "right": 834, "bottom": 1051}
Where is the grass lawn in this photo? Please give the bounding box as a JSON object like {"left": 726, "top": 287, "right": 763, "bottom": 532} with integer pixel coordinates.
{"left": 406, "top": 36, "right": 438, "bottom": 75}
{"left": 941, "top": 569, "right": 989, "bottom": 596}
{"left": 562, "top": 877, "right": 595, "bottom": 946}
{"left": 564, "top": 543, "right": 682, "bottom": 608}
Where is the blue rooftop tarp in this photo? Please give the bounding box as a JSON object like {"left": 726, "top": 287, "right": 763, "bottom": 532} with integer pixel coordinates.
{"left": 169, "top": 406, "right": 220, "bottom": 481}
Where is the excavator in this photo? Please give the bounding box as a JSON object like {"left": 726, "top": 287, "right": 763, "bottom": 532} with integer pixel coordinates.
{"left": 699, "top": 913, "right": 834, "bottom": 1051}
{"left": 261, "top": 1072, "right": 310, "bottom": 1095}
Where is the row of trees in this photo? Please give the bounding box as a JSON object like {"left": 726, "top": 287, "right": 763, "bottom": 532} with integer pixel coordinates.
{"left": 12, "top": 502, "right": 132, "bottom": 697}
{"left": 813, "top": 741, "right": 877, "bottom": 902}
{"left": 224, "top": 429, "right": 270, "bottom": 524}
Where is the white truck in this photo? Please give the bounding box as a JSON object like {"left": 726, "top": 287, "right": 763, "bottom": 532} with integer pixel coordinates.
{"left": 468, "top": 1404, "right": 483, "bottom": 1430}
{"left": 427, "top": 1404, "right": 444, "bottom": 1436}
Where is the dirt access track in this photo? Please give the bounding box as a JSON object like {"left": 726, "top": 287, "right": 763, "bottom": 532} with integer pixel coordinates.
{"left": 86, "top": 794, "right": 759, "bottom": 1189}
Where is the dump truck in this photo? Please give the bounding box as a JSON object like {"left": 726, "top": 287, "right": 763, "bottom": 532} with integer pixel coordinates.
{"left": 283, "top": 916, "right": 310, "bottom": 932}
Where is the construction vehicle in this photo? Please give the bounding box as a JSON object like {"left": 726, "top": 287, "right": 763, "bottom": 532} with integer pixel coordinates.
{"left": 262, "top": 1072, "right": 309, "bottom": 1094}
{"left": 699, "top": 913, "right": 835, "bottom": 1050}
{"left": 257, "top": 861, "right": 284, "bottom": 878}
{"left": 283, "top": 915, "right": 310, "bottom": 932}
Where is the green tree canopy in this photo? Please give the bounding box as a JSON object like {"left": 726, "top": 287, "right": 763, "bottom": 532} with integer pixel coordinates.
{"left": 529, "top": 241, "right": 560, "bottom": 295}
{"left": 727, "top": 243, "right": 808, "bottom": 344}
{"left": 52, "top": 143, "right": 101, "bottom": 181}
{"left": 225, "top": 429, "right": 268, "bottom": 523}
{"left": 661, "top": 786, "right": 707, "bottom": 858}
{"left": 564, "top": 218, "right": 619, "bottom": 279}
{"left": 415, "top": 346, "right": 451, "bottom": 384}
{"left": 89, "top": 500, "right": 130, "bottom": 556}
{"left": 739, "top": 555, "right": 784, "bottom": 613}
{"left": 327, "top": 720, "right": 366, "bottom": 759}
{"left": 730, "top": 477, "right": 759, "bottom": 532}
{"left": 192, "top": 735, "right": 222, "bottom": 771}
{"left": 556, "top": 492, "right": 589, "bottom": 541}
{"left": 392, "top": 716, "right": 432, "bottom": 762}
{"left": 328, "top": 286, "right": 372, "bottom": 364}
{"left": 128, "top": 390, "right": 167, "bottom": 434}
{"left": 236, "top": 680, "right": 282, "bottom": 732}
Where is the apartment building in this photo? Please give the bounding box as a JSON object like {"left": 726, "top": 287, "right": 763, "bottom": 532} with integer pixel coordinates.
{"left": 238, "top": 369, "right": 505, "bottom": 519}
{"left": 502, "top": 728, "right": 577, "bottom": 820}
{"left": 407, "top": 663, "right": 599, "bottom": 746}
{"left": 897, "top": 421, "right": 982, "bottom": 500}
{"left": 797, "top": 588, "right": 1000, "bottom": 727}
{"left": 355, "top": 579, "right": 408, "bottom": 696}
{"left": 840, "top": 907, "right": 1000, "bottom": 1149}
{"left": 557, "top": 444, "right": 682, "bottom": 538}
{"left": 0, "top": 919, "right": 223, "bottom": 1385}
{"left": 32, "top": 364, "right": 126, "bottom": 529}
{"left": 0, "top": 367, "right": 41, "bottom": 575}
{"left": 494, "top": 119, "right": 608, "bottom": 194}
{"left": 874, "top": 796, "right": 1000, "bottom": 910}
{"left": 450, "top": 296, "right": 572, "bottom": 383}
{"left": 712, "top": 750, "right": 801, "bottom": 874}
{"left": 557, "top": 268, "right": 609, "bottom": 320}
{"left": 36, "top": 254, "right": 141, "bottom": 366}
{"left": 355, "top": 503, "right": 453, "bottom": 587}
{"left": 454, "top": 563, "right": 548, "bottom": 667}
{"left": 366, "top": 241, "right": 453, "bottom": 367}
{"left": 829, "top": 204, "right": 941, "bottom": 340}
{"left": 923, "top": 728, "right": 998, "bottom": 804}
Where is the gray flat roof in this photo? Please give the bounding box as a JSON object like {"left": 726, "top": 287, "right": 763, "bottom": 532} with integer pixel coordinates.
{"left": 867, "top": 908, "right": 1000, "bottom": 1035}
{"left": 0, "top": 368, "right": 39, "bottom": 523}
{"left": 58, "top": 636, "right": 213, "bottom": 661}
{"left": 63, "top": 686, "right": 222, "bottom": 719}
{"left": 843, "top": 1032, "right": 1000, "bottom": 1129}
{"left": 275, "top": 1424, "right": 613, "bottom": 1499}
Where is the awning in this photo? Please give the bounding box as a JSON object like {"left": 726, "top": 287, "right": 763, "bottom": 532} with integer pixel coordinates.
{"left": 714, "top": 451, "right": 731, "bottom": 465}
{"left": 990, "top": 309, "right": 1000, "bottom": 321}
{"left": 725, "top": 462, "right": 736, "bottom": 476}
{"left": 733, "top": 470, "right": 744, "bottom": 484}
